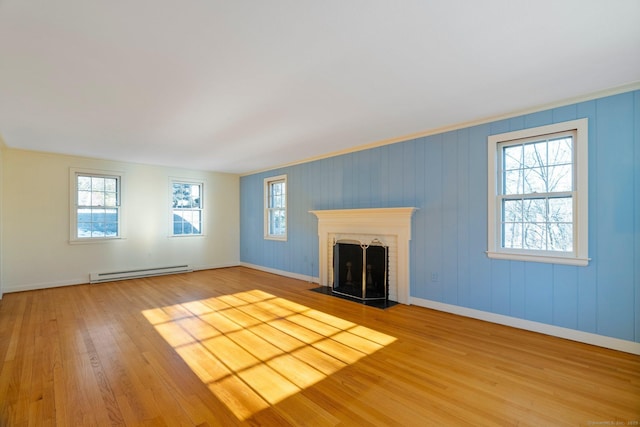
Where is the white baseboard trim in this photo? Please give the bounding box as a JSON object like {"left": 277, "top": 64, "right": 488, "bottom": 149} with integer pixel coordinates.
{"left": 5, "top": 278, "right": 89, "bottom": 293}
{"left": 3, "top": 263, "right": 241, "bottom": 294}
{"left": 193, "top": 262, "right": 241, "bottom": 272}
{"left": 409, "top": 296, "right": 640, "bottom": 355}
{"left": 240, "top": 262, "right": 319, "bottom": 284}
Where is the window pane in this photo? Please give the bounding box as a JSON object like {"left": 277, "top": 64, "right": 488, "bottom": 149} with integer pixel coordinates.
{"left": 105, "top": 192, "right": 117, "bottom": 207}
{"left": 269, "top": 209, "right": 286, "bottom": 235}
{"left": 103, "top": 209, "right": 118, "bottom": 236}
{"left": 77, "top": 208, "right": 91, "bottom": 221}
{"left": 502, "top": 199, "right": 522, "bottom": 222}
{"left": 91, "top": 222, "right": 103, "bottom": 238}
{"left": 270, "top": 216, "right": 278, "bottom": 235}
{"left": 269, "top": 181, "right": 285, "bottom": 210}
{"left": 78, "top": 190, "right": 91, "bottom": 206}
{"left": 173, "top": 183, "right": 187, "bottom": 207}
{"left": 503, "top": 222, "right": 522, "bottom": 249}
{"left": 184, "top": 211, "right": 195, "bottom": 225}
{"left": 190, "top": 185, "right": 201, "bottom": 208}
{"left": 104, "top": 178, "right": 117, "bottom": 192}
{"left": 174, "top": 183, "right": 189, "bottom": 207}
{"left": 523, "top": 223, "right": 546, "bottom": 250}
{"left": 523, "top": 167, "right": 546, "bottom": 194}
{"left": 548, "top": 223, "right": 573, "bottom": 251}
{"left": 78, "top": 176, "right": 91, "bottom": 191}
{"left": 174, "top": 211, "right": 185, "bottom": 232}
{"left": 547, "top": 164, "right": 573, "bottom": 192}
{"left": 91, "top": 177, "right": 105, "bottom": 192}
{"left": 91, "top": 208, "right": 106, "bottom": 222}
{"left": 192, "top": 211, "right": 202, "bottom": 233}
{"left": 173, "top": 213, "right": 184, "bottom": 234}
{"left": 172, "top": 209, "right": 201, "bottom": 235}
{"left": 77, "top": 208, "right": 92, "bottom": 237}
{"left": 503, "top": 145, "right": 522, "bottom": 170}
{"left": 503, "top": 170, "right": 522, "bottom": 195}
{"left": 523, "top": 141, "right": 546, "bottom": 168}
{"left": 548, "top": 137, "right": 572, "bottom": 165}
{"left": 548, "top": 197, "right": 572, "bottom": 222}
{"left": 523, "top": 198, "right": 546, "bottom": 222}
{"left": 92, "top": 191, "right": 105, "bottom": 206}
{"left": 104, "top": 208, "right": 117, "bottom": 218}
{"left": 78, "top": 225, "right": 92, "bottom": 237}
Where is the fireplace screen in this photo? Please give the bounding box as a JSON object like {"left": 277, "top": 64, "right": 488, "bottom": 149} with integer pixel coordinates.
{"left": 333, "top": 242, "right": 388, "bottom": 301}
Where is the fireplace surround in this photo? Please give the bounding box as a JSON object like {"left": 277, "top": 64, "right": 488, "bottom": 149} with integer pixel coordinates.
{"left": 310, "top": 207, "right": 417, "bottom": 304}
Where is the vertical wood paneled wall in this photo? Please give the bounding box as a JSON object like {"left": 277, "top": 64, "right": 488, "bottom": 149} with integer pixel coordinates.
{"left": 240, "top": 90, "right": 640, "bottom": 343}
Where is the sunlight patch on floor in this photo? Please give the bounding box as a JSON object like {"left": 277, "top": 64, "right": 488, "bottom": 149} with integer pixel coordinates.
{"left": 142, "top": 290, "right": 396, "bottom": 420}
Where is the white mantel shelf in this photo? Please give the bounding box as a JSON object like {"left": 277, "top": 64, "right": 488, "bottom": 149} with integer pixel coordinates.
{"left": 310, "top": 207, "right": 418, "bottom": 304}
{"left": 310, "top": 207, "right": 417, "bottom": 225}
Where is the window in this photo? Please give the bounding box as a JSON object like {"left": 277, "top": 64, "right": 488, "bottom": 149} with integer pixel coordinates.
{"left": 71, "top": 169, "right": 121, "bottom": 241}
{"left": 264, "top": 175, "right": 287, "bottom": 240}
{"left": 171, "top": 180, "right": 203, "bottom": 236}
{"left": 487, "top": 118, "right": 589, "bottom": 266}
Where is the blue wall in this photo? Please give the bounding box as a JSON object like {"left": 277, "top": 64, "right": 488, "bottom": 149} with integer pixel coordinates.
{"left": 241, "top": 90, "right": 640, "bottom": 343}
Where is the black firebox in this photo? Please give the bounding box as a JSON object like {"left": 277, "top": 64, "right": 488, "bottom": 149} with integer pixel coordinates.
{"left": 333, "top": 241, "right": 388, "bottom": 301}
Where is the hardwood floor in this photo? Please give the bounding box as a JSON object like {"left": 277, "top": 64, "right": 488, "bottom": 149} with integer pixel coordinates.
{"left": 1, "top": 267, "right": 638, "bottom": 426}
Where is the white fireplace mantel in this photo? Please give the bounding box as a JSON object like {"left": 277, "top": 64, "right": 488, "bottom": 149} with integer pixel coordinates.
{"left": 310, "top": 207, "right": 417, "bottom": 304}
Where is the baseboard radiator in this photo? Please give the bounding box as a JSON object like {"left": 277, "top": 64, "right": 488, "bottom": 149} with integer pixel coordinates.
{"left": 90, "top": 265, "right": 193, "bottom": 284}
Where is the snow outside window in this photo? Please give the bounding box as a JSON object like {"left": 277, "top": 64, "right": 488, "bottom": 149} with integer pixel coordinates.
{"left": 70, "top": 169, "right": 122, "bottom": 242}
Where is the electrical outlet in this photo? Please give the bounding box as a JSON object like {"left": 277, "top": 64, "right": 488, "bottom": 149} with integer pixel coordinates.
{"left": 431, "top": 272, "right": 439, "bottom": 282}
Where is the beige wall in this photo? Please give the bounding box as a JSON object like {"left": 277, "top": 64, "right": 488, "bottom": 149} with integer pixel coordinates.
{"left": 2, "top": 149, "right": 240, "bottom": 292}
{"left": 0, "top": 141, "right": 4, "bottom": 298}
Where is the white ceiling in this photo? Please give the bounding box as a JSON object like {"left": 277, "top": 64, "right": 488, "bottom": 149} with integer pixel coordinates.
{"left": 1, "top": 1, "right": 639, "bottom": 174}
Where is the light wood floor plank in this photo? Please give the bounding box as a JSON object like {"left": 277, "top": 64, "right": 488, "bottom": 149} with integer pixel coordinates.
{"left": 0, "top": 266, "right": 638, "bottom": 426}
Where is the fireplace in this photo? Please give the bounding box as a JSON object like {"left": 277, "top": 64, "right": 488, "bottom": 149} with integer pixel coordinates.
{"left": 310, "top": 207, "right": 417, "bottom": 304}
{"left": 333, "top": 240, "right": 388, "bottom": 301}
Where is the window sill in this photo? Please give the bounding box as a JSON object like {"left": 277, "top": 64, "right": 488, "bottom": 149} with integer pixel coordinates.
{"left": 69, "top": 237, "right": 124, "bottom": 245}
{"left": 264, "top": 235, "right": 287, "bottom": 242}
{"left": 486, "top": 251, "right": 590, "bottom": 266}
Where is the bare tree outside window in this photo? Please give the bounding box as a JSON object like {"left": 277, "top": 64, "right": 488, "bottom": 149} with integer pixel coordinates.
{"left": 487, "top": 118, "right": 588, "bottom": 266}
{"left": 500, "top": 135, "right": 574, "bottom": 252}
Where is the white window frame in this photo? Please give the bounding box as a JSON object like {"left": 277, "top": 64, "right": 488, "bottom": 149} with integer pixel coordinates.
{"left": 70, "top": 168, "right": 124, "bottom": 243}
{"left": 487, "top": 118, "right": 589, "bottom": 266}
{"left": 170, "top": 178, "right": 204, "bottom": 237}
{"left": 264, "top": 174, "right": 287, "bottom": 241}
